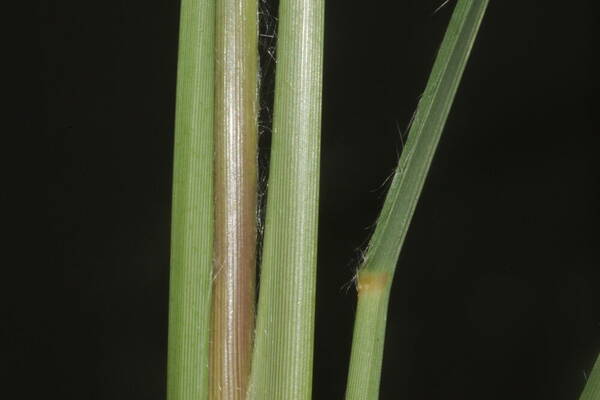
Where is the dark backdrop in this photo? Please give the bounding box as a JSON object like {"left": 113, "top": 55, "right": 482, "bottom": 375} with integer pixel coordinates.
{"left": 39, "top": 0, "right": 599, "bottom": 399}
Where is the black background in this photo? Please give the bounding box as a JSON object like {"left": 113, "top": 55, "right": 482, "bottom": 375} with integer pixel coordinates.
{"left": 38, "top": 0, "right": 599, "bottom": 399}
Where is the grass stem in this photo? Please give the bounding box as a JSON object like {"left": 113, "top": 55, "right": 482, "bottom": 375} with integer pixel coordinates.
{"left": 345, "top": 1, "right": 489, "bottom": 398}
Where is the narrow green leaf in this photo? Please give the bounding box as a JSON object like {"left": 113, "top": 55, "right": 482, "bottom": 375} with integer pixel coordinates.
{"left": 345, "top": 1, "right": 489, "bottom": 399}
{"left": 579, "top": 353, "right": 600, "bottom": 400}
{"left": 210, "top": 0, "right": 259, "bottom": 398}
{"left": 166, "top": 0, "right": 214, "bottom": 399}
{"left": 247, "top": 0, "right": 325, "bottom": 398}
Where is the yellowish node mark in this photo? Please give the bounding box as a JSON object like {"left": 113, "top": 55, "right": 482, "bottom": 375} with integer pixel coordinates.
{"left": 357, "top": 271, "right": 390, "bottom": 295}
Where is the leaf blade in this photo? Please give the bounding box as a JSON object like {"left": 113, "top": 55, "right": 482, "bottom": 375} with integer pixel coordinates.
{"left": 579, "top": 353, "right": 600, "bottom": 400}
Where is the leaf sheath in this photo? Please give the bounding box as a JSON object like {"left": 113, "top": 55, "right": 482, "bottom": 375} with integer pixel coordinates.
{"left": 210, "top": 0, "right": 259, "bottom": 398}
{"left": 247, "top": 0, "right": 325, "bottom": 398}
{"left": 167, "top": 0, "right": 215, "bottom": 399}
